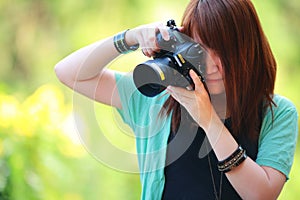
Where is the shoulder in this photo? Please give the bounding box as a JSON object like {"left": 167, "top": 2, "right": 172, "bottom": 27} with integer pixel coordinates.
{"left": 272, "top": 94, "right": 297, "bottom": 112}
{"left": 115, "top": 71, "right": 134, "bottom": 88}
{"left": 259, "top": 94, "right": 298, "bottom": 149}
{"left": 259, "top": 94, "right": 298, "bottom": 151}
{"left": 114, "top": 71, "right": 170, "bottom": 127}
{"left": 263, "top": 94, "right": 298, "bottom": 124}
{"left": 257, "top": 94, "right": 298, "bottom": 179}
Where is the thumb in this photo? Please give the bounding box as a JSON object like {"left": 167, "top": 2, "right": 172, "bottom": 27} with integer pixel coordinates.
{"left": 189, "top": 70, "right": 205, "bottom": 92}
{"left": 177, "top": 26, "right": 185, "bottom": 32}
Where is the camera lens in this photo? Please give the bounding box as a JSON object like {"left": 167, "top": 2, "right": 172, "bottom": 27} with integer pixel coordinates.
{"left": 133, "top": 58, "right": 174, "bottom": 97}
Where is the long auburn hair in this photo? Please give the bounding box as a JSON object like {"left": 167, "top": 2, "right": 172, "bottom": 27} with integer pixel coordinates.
{"left": 162, "top": 0, "right": 276, "bottom": 140}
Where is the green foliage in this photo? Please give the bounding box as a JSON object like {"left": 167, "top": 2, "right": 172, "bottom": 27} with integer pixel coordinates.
{"left": 0, "top": 85, "right": 141, "bottom": 199}
{"left": 0, "top": 0, "right": 299, "bottom": 199}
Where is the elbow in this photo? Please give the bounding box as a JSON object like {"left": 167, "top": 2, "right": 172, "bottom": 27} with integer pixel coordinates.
{"left": 54, "top": 63, "right": 62, "bottom": 81}
{"left": 54, "top": 61, "right": 71, "bottom": 86}
{"left": 243, "top": 185, "right": 281, "bottom": 200}
{"left": 246, "top": 193, "right": 278, "bottom": 200}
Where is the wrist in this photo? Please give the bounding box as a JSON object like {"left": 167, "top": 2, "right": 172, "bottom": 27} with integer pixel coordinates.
{"left": 206, "top": 117, "right": 239, "bottom": 160}
{"left": 202, "top": 110, "right": 221, "bottom": 134}
{"left": 113, "top": 29, "right": 139, "bottom": 54}
{"left": 124, "top": 29, "right": 139, "bottom": 47}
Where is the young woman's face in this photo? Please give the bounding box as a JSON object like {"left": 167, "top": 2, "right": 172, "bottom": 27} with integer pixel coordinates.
{"left": 203, "top": 48, "right": 225, "bottom": 95}
{"left": 192, "top": 34, "right": 225, "bottom": 95}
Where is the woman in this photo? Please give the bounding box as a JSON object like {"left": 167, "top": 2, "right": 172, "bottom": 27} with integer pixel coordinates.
{"left": 55, "top": 0, "right": 298, "bottom": 199}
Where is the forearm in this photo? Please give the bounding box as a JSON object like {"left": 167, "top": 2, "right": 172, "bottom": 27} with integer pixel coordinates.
{"left": 206, "top": 114, "right": 284, "bottom": 199}
{"left": 225, "top": 159, "right": 282, "bottom": 200}
{"left": 54, "top": 22, "right": 168, "bottom": 84}
{"left": 55, "top": 36, "right": 120, "bottom": 82}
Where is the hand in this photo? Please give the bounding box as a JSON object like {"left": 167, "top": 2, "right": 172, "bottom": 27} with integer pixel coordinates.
{"left": 166, "top": 70, "right": 215, "bottom": 131}
{"left": 125, "top": 22, "right": 186, "bottom": 57}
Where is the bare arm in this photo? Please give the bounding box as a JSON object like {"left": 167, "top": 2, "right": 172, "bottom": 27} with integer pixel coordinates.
{"left": 54, "top": 22, "right": 169, "bottom": 108}
{"left": 54, "top": 36, "right": 123, "bottom": 108}
{"left": 207, "top": 117, "right": 286, "bottom": 200}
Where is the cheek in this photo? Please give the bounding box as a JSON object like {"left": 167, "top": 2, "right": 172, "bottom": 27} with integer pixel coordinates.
{"left": 215, "top": 57, "right": 223, "bottom": 71}
{"left": 206, "top": 51, "right": 222, "bottom": 69}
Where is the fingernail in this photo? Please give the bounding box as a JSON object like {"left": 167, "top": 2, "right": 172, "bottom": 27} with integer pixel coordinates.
{"left": 189, "top": 70, "right": 194, "bottom": 76}
{"left": 164, "top": 34, "right": 170, "bottom": 41}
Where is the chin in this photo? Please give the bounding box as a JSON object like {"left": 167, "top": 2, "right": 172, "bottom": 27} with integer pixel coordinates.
{"left": 207, "top": 85, "right": 225, "bottom": 95}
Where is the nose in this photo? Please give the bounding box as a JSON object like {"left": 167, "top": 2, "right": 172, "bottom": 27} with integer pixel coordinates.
{"left": 205, "top": 57, "right": 219, "bottom": 75}
{"left": 204, "top": 50, "right": 222, "bottom": 75}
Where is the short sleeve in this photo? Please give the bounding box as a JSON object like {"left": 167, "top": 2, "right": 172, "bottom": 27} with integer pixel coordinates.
{"left": 114, "top": 72, "right": 136, "bottom": 126}
{"left": 256, "top": 95, "right": 298, "bottom": 180}
{"left": 114, "top": 72, "right": 170, "bottom": 133}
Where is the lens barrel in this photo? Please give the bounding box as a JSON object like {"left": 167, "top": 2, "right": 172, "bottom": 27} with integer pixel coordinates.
{"left": 133, "top": 58, "right": 175, "bottom": 97}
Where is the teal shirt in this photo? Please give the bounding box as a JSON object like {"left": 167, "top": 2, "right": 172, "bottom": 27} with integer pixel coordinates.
{"left": 115, "top": 72, "right": 298, "bottom": 200}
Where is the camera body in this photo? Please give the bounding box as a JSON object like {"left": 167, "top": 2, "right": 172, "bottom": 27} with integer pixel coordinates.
{"left": 133, "top": 20, "right": 206, "bottom": 97}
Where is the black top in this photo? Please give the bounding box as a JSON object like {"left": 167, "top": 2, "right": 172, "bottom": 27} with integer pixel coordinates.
{"left": 162, "top": 118, "right": 258, "bottom": 200}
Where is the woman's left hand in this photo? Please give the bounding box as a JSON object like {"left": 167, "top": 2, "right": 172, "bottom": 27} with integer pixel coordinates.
{"left": 166, "top": 70, "right": 214, "bottom": 131}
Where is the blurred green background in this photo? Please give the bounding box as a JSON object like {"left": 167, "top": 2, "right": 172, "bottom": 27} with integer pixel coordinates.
{"left": 0, "top": 0, "right": 299, "bottom": 199}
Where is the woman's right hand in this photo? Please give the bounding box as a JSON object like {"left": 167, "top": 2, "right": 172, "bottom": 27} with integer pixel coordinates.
{"left": 125, "top": 22, "right": 171, "bottom": 57}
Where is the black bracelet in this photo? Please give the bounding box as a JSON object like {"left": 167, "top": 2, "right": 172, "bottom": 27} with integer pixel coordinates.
{"left": 218, "top": 150, "right": 247, "bottom": 173}
{"left": 217, "top": 145, "right": 247, "bottom": 173}
{"left": 113, "top": 29, "right": 139, "bottom": 54}
{"left": 218, "top": 145, "right": 243, "bottom": 165}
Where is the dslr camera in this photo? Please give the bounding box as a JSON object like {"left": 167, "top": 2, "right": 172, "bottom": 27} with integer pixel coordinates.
{"left": 133, "top": 20, "right": 207, "bottom": 97}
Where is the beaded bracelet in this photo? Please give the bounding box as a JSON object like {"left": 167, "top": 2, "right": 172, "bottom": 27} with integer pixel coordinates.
{"left": 217, "top": 145, "right": 247, "bottom": 173}
{"left": 113, "top": 29, "right": 139, "bottom": 54}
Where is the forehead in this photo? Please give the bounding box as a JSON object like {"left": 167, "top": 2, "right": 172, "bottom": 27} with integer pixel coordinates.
{"left": 190, "top": 30, "right": 209, "bottom": 52}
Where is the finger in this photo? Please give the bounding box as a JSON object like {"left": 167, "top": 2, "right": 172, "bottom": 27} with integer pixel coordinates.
{"left": 139, "top": 38, "right": 151, "bottom": 57}
{"left": 167, "top": 86, "right": 197, "bottom": 108}
{"left": 138, "top": 41, "right": 151, "bottom": 57}
{"left": 141, "top": 49, "right": 150, "bottom": 57}
{"left": 166, "top": 86, "right": 179, "bottom": 103}
{"left": 158, "top": 26, "right": 170, "bottom": 41}
{"left": 167, "top": 85, "right": 193, "bottom": 99}
{"left": 145, "top": 28, "right": 160, "bottom": 54}
{"left": 140, "top": 40, "right": 154, "bottom": 57}
{"left": 189, "top": 70, "right": 205, "bottom": 92}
